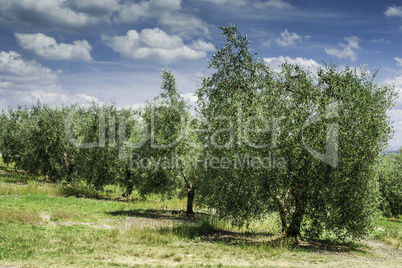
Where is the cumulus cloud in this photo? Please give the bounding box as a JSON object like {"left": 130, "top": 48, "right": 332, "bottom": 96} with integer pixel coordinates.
{"left": 325, "top": 36, "right": 360, "bottom": 61}
{"left": 276, "top": 30, "right": 303, "bottom": 47}
{"left": 15, "top": 33, "right": 92, "bottom": 61}
{"left": 263, "top": 30, "right": 308, "bottom": 47}
{"left": 65, "top": 0, "right": 120, "bottom": 16}
{"left": 395, "top": 57, "right": 402, "bottom": 66}
{"left": 384, "top": 6, "right": 402, "bottom": 17}
{"left": 264, "top": 56, "right": 321, "bottom": 73}
{"left": 0, "top": 0, "right": 209, "bottom": 36}
{"left": 181, "top": 92, "right": 198, "bottom": 103}
{"left": 158, "top": 13, "right": 210, "bottom": 37}
{"left": 189, "top": 40, "right": 216, "bottom": 51}
{"left": 252, "top": 0, "right": 294, "bottom": 9}
{"left": 115, "top": 0, "right": 209, "bottom": 37}
{"left": 199, "top": 0, "right": 293, "bottom": 9}
{"left": 0, "top": 51, "right": 96, "bottom": 110}
{"left": 197, "top": 0, "right": 248, "bottom": 5}
{"left": 0, "top": 0, "right": 111, "bottom": 31}
{"left": 102, "top": 28, "right": 214, "bottom": 63}
{"left": 115, "top": 0, "right": 181, "bottom": 24}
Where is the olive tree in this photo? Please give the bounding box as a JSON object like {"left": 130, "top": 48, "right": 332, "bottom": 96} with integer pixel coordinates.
{"left": 376, "top": 151, "right": 402, "bottom": 219}
{"left": 196, "top": 24, "right": 397, "bottom": 238}
{"left": 0, "top": 103, "right": 77, "bottom": 182}
{"left": 128, "top": 67, "right": 197, "bottom": 213}
{"left": 66, "top": 102, "right": 135, "bottom": 189}
{"left": 0, "top": 106, "right": 30, "bottom": 168}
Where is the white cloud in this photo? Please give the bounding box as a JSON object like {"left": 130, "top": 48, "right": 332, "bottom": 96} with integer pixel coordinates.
{"left": 385, "top": 74, "right": 402, "bottom": 110}
{"left": 0, "top": 0, "right": 110, "bottom": 30}
{"left": 158, "top": 13, "right": 210, "bottom": 37}
{"left": 115, "top": 0, "right": 209, "bottom": 37}
{"left": 116, "top": 0, "right": 208, "bottom": 37}
{"left": 115, "top": 0, "right": 181, "bottom": 24}
{"left": 199, "top": 0, "right": 293, "bottom": 9}
{"left": 274, "top": 30, "right": 303, "bottom": 47}
{"left": 252, "top": 0, "right": 294, "bottom": 9}
{"left": 384, "top": 74, "right": 402, "bottom": 149}
{"left": 125, "top": 103, "right": 147, "bottom": 111}
{"left": 395, "top": 57, "right": 402, "bottom": 66}
{"left": 384, "top": 6, "right": 402, "bottom": 17}
{"left": 102, "top": 28, "right": 214, "bottom": 63}
{"left": 369, "top": 38, "right": 391, "bottom": 44}
{"left": 0, "top": 51, "right": 60, "bottom": 90}
{"left": 181, "top": 92, "right": 198, "bottom": 103}
{"left": 264, "top": 56, "right": 321, "bottom": 73}
{"left": 15, "top": 33, "right": 92, "bottom": 61}
{"left": 263, "top": 30, "right": 308, "bottom": 47}
{"left": 325, "top": 36, "right": 360, "bottom": 61}
{"left": 0, "top": 51, "right": 96, "bottom": 110}
{"left": 0, "top": 0, "right": 210, "bottom": 38}
{"left": 0, "top": 0, "right": 207, "bottom": 36}
{"left": 65, "top": 0, "right": 120, "bottom": 16}
{"left": 198, "top": 0, "right": 248, "bottom": 6}
{"left": 189, "top": 40, "right": 216, "bottom": 51}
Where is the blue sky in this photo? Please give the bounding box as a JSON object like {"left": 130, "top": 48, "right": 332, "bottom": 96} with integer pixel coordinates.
{"left": 0, "top": 0, "right": 401, "bottom": 149}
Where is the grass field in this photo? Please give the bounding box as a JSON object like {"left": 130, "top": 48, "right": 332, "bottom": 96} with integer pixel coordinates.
{"left": 0, "top": 162, "right": 401, "bottom": 267}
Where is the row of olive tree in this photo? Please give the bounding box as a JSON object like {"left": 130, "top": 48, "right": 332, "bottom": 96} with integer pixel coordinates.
{"left": 0, "top": 103, "right": 77, "bottom": 182}
{"left": 0, "top": 25, "right": 399, "bottom": 238}
{"left": 0, "top": 101, "right": 141, "bottom": 190}
{"left": 0, "top": 68, "right": 199, "bottom": 213}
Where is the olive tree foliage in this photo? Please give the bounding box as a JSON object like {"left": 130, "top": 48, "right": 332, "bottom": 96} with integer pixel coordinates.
{"left": 375, "top": 151, "right": 402, "bottom": 219}
{"left": 0, "top": 102, "right": 77, "bottom": 182}
{"left": 195, "top": 24, "right": 397, "bottom": 238}
{"left": 66, "top": 102, "right": 137, "bottom": 190}
{"left": 127, "top": 67, "right": 197, "bottom": 213}
{"left": 0, "top": 101, "right": 138, "bottom": 189}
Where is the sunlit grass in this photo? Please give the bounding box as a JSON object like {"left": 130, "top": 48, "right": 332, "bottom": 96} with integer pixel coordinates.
{"left": 0, "top": 208, "right": 42, "bottom": 224}
{"left": 0, "top": 182, "right": 61, "bottom": 196}
{"left": 373, "top": 216, "right": 402, "bottom": 249}
{"left": 0, "top": 158, "right": 400, "bottom": 267}
{"left": 0, "top": 220, "right": 289, "bottom": 267}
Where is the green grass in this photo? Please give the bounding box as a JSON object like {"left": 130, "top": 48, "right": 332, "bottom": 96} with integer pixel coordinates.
{"left": 373, "top": 216, "right": 402, "bottom": 249}
{"left": 0, "top": 221, "right": 292, "bottom": 267}
{"left": 0, "top": 159, "right": 400, "bottom": 267}
{"left": 0, "top": 175, "right": 297, "bottom": 267}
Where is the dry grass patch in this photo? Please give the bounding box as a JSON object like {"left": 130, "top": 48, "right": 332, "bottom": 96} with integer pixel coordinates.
{"left": 50, "top": 209, "right": 79, "bottom": 221}
{"left": 0, "top": 182, "right": 60, "bottom": 196}
{"left": 0, "top": 208, "right": 41, "bottom": 224}
{"left": 126, "top": 227, "right": 175, "bottom": 244}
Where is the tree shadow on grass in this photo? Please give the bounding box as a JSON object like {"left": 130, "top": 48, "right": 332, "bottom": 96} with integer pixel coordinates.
{"left": 201, "top": 230, "right": 282, "bottom": 246}
{"left": 106, "top": 209, "right": 369, "bottom": 253}
{"left": 107, "top": 209, "right": 288, "bottom": 247}
{"left": 106, "top": 209, "right": 206, "bottom": 223}
{"left": 201, "top": 233, "right": 370, "bottom": 254}
{"left": 296, "top": 238, "right": 370, "bottom": 254}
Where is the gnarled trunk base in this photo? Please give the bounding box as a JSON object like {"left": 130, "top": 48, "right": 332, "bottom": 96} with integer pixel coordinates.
{"left": 186, "top": 185, "right": 195, "bottom": 214}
